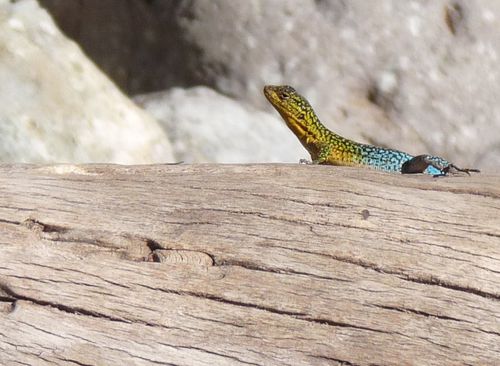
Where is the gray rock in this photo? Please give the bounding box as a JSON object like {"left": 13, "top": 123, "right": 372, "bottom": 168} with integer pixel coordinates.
{"left": 134, "top": 86, "right": 304, "bottom": 163}
{"left": 0, "top": 0, "right": 174, "bottom": 164}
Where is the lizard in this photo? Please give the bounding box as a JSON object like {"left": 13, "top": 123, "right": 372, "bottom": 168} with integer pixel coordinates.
{"left": 263, "top": 85, "right": 480, "bottom": 176}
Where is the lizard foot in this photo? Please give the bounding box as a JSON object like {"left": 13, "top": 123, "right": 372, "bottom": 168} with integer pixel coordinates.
{"left": 441, "top": 164, "right": 480, "bottom": 177}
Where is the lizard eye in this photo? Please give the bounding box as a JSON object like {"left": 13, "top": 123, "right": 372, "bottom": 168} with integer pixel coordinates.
{"left": 280, "top": 91, "right": 290, "bottom": 100}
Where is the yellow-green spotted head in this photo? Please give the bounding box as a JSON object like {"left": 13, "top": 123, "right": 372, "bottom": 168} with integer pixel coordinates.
{"left": 263, "top": 85, "right": 313, "bottom": 124}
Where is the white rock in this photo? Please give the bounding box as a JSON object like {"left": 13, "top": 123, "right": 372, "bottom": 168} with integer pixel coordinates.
{"left": 134, "top": 86, "right": 304, "bottom": 164}
{"left": 0, "top": 0, "right": 174, "bottom": 163}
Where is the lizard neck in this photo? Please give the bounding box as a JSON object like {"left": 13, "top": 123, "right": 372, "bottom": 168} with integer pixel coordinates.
{"left": 278, "top": 109, "right": 338, "bottom": 158}
{"left": 263, "top": 85, "right": 345, "bottom": 161}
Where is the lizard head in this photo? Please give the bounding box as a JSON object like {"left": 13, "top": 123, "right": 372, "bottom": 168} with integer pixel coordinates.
{"left": 263, "top": 85, "right": 326, "bottom": 158}
{"left": 263, "top": 85, "right": 315, "bottom": 125}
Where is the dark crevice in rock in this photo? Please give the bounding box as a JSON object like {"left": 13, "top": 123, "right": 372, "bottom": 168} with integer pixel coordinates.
{"left": 39, "top": 0, "right": 210, "bottom": 94}
{"left": 445, "top": 2, "right": 465, "bottom": 36}
{"left": 366, "top": 76, "right": 399, "bottom": 114}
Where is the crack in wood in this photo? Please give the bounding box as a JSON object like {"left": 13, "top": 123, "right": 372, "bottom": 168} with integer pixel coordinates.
{"left": 0, "top": 205, "right": 35, "bottom": 213}
{"left": 22, "top": 218, "right": 123, "bottom": 249}
{"left": 372, "top": 304, "right": 467, "bottom": 322}
{"left": 480, "top": 329, "right": 500, "bottom": 337}
{"left": 19, "top": 218, "right": 222, "bottom": 265}
{"left": 270, "top": 244, "right": 500, "bottom": 300}
{"left": 19, "top": 218, "right": 167, "bottom": 261}
{"left": 299, "top": 316, "right": 392, "bottom": 335}
{"left": 309, "top": 354, "right": 359, "bottom": 366}
{"left": 205, "top": 206, "right": 385, "bottom": 237}
{"left": 417, "top": 335, "right": 454, "bottom": 350}
{"left": 1, "top": 282, "right": 194, "bottom": 334}
{"left": 416, "top": 185, "right": 499, "bottom": 200}
{"left": 0, "top": 296, "right": 15, "bottom": 303}
{"left": 398, "top": 274, "right": 500, "bottom": 300}
{"left": 217, "top": 258, "right": 352, "bottom": 283}
{"left": 146, "top": 238, "right": 163, "bottom": 251}
{"left": 352, "top": 174, "right": 500, "bottom": 200}
{"left": 0, "top": 282, "right": 132, "bottom": 324}
{"left": 95, "top": 343, "right": 178, "bottom": 366}
{"left": 1, "top": 284, "right": 129, "bottom": 323}
{"left": 185, "top": 313, "right": 245, "bottom": 328}
{"left": 219, "top": 189, "right": 350, "bottom": 210}
{"left": 23, "top": 218, "right": 67, "bottom": 233}
{"left": 137, "top": 284, "right": 394, "bottom": 335}
{"left": 0, "top": 218, "right": 22, "bottom": 225}
{"left": 54, "top": 356, "right": 95, "bottom": 366}
{"left": 138, "top": 284, "right": 309, "bottom": 318}
{"left": 215, "top": 258, "right": 285, "bottom": 273}
{"left": 205, "top": 207, "right": 320, "bottom": 227}
{"left": 168, "top": 344, "right": 262, "bottom": 366}
{"left": 414, "top": 238, "right": 500, "bottom": 262}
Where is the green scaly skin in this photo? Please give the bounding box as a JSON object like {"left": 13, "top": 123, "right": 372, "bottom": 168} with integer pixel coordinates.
{"left": 263, "top": 85, "right": 480, "bottom": 176}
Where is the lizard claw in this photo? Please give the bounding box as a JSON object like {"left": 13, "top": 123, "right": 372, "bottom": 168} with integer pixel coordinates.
{"left": 446, "top": 164, "right": 480, "bottom": 175}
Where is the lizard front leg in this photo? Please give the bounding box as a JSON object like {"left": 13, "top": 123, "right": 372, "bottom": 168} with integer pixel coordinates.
{"left": 299, "top": 143, "right": 332, "bottom": 165}
{"left": 312, "top": 143, "right": 333, "bottom": 164}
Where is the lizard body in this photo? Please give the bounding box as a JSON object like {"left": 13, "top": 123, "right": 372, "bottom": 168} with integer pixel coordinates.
{"left": 264, "top": 85, "right": 479, "bottom": 176}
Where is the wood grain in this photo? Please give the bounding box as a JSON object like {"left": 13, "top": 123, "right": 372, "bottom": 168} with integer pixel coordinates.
{"left": 0, "top": 164, "right": 499, "bottom": 365}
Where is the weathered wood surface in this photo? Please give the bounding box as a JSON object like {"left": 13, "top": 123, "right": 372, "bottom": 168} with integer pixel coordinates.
{"left": 0, "top": 164, "right": 499, "bottom": 366}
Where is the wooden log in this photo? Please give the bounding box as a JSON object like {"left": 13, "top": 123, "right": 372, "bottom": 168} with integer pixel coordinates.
{"left": 0, "top": 164, "right": 498, "bottom": 366}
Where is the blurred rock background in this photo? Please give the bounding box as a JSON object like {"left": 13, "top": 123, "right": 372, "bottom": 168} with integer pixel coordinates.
{"left": 0, "top": 0, "right": 499, "bottom": 170}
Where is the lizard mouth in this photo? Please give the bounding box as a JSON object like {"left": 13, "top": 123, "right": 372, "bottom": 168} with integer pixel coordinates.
{"left": 264, "top": 88, "right": 288, "bottom": 118}
{"left": 263, "top": 85, "right": 278, "bottom": 102}
{"left": 264, "top": 85, "right": 290, "bottom": 107}
{"left": 263, "top": 85, "right": 300, "bottom": 121}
